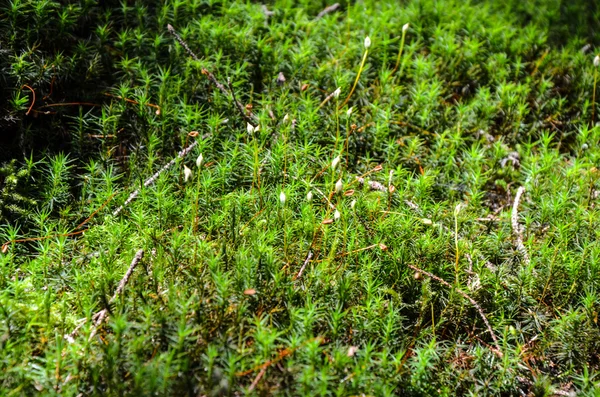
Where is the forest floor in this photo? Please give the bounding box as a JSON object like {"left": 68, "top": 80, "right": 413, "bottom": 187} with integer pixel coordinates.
{"left": 1, "top": 0, "right": 600, "bottom": 395}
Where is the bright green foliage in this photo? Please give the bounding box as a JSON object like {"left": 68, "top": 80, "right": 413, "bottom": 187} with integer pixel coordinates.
{"left": 1, "top": 0, "right": 600, "bottom": 395}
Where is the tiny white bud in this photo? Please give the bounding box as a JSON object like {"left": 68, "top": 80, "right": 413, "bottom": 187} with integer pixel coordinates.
{"left": 350, "top": 199, "right": 356, "bottom": 209}
{"left": 346, "top": 107, "right": 353, "bottom": 117}
{"left": 347, "top": 346, "right": 359, "bottom": 357}
{"left": 247, "top": 123, "right": 254, "bottom": 134}
{"left": 402, "top": 23, "right": 409, "bottom": 33}
{"left": 333, "top": 87, "right": 341, "bottom": 98}
{"left": 364, "top": 36, "right": 371, "bottom": 49}
{"left": 331, "top": 156, "right": 341, "bottom": 170}
{"left": 335, "top": 178, "right": 343, "bottom": 193}
{"left": 334, "top": 209, "right": 341, "bottom": 220}
{"left": 183, "top": 165, "right": 193, "bottom": 183}
{"left": 454, "top": 203, "right": 463, "bottom": 215}
{"left": 196, "top": 153, "right": 203, "bottom": 168}
{"left": 595, "top": 55, "right": 600, "bottom": 67}
{"left": 283, "top": 113, "right": 289, "bottom": 123}
{"left": 279, "top": 191, "right": 286, "bottom": 205}
{"left": 306, "top": 191, "right": 313, "bottom": 201}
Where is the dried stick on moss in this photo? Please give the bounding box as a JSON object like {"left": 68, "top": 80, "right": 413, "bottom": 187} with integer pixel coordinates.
{"left": 167, "top": 24, "right": 258, "bottom": 126}
{"left": 511, "top": 186, "right": 530, "bottom": 266}
{"left": 110, "top": 249, "right": 145, "bottom": 301}
{"left": 295, "top": 250, "right": 313, "bottom": 280}
{"left": 66, "top": 249, "right": 145, "bottom": 342}
{"left": 113, "top": 140, "right": 199, "bottom": 216}
{"left": 315, "top": 3, "right": 341, "bottom": 20}
{"left": 404, "top": 262, "right": 500, "bottom": 349}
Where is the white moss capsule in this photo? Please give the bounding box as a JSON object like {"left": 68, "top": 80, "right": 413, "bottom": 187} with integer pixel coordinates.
{"left": 331, "top": 156, "right": 341, "bottom": 170}
{"left": 335, "top": 178, "right": 343, "bottom": 193}
{"left": 183, "top": 165, "right": 193, "bottom": 183}
{"left": 279, "top": 191, "right": 286, "bottom": 205}
{"left": 364, "top": 36, "right": 371, "bottom": 49}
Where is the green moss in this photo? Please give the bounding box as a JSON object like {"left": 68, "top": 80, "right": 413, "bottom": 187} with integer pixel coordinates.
{"left": 1, "top": 0, "right": 600, "bottom": 395}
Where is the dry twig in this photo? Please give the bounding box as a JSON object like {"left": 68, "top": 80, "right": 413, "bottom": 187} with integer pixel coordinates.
{"left": 295, "top": 251, "right": 313, "bottom": 280}
{"left": 511, "top": 186, "right": 530, "bottom": 266}
{"left": 113, "top": 139, "right": 200, "bottom": 216}
{"left": 66, "top": 249, "right": 145, "bottom": 342}
{"left": 315, "top": 3, "right": 341, "bottom": 20}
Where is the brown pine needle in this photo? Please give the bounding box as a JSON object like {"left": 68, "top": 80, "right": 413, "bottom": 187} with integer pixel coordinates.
{"left": 21, "top": 84, "right": 36, "bottom": 115}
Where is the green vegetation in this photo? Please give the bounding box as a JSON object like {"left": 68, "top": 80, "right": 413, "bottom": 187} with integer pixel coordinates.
{"left": 1, "top": 0, "right": 600, "bottom": 395}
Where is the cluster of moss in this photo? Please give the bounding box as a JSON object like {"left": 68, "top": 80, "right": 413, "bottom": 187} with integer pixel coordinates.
{"left": 1, "top": 0, "right": 600, "bottom": 395}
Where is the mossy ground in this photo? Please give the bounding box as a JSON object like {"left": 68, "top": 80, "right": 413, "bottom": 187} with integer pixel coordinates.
{"left": 1, "top": 0, "right": 600, "bottom": 395}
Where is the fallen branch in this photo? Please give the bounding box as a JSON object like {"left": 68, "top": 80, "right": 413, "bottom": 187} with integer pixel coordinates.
{"left": 511, "top": 186, "right": 530, "bottom": 266}
{"left": 314, "top": 3, "right": 341, "bottom": 20}
{"left": 167, "top": 24, "right": 258, "bottom": 126}
{"left": 295, "top": 250, "right": 313, "bottom": 280}
{"left": 66, "top": 249, "right": 145, "bottom": 342}
{"left": 113, "top": 139, "right": 200, "bottom": 216}
{"left": 404, "top": 262, "right": 501, "bottom": 350}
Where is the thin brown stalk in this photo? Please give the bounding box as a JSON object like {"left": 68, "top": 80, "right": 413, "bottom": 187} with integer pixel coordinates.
{"left": 312, "top": 186, "right": 336, "bottom": 210}
{"left": 21, "top": 85, "right": 36, "bottom": 115}
{"left": 227, "top": 78, "right": 258, "bottom": 128}
{"left": 104, "top": 93, "right": 161, "bottom": 114}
